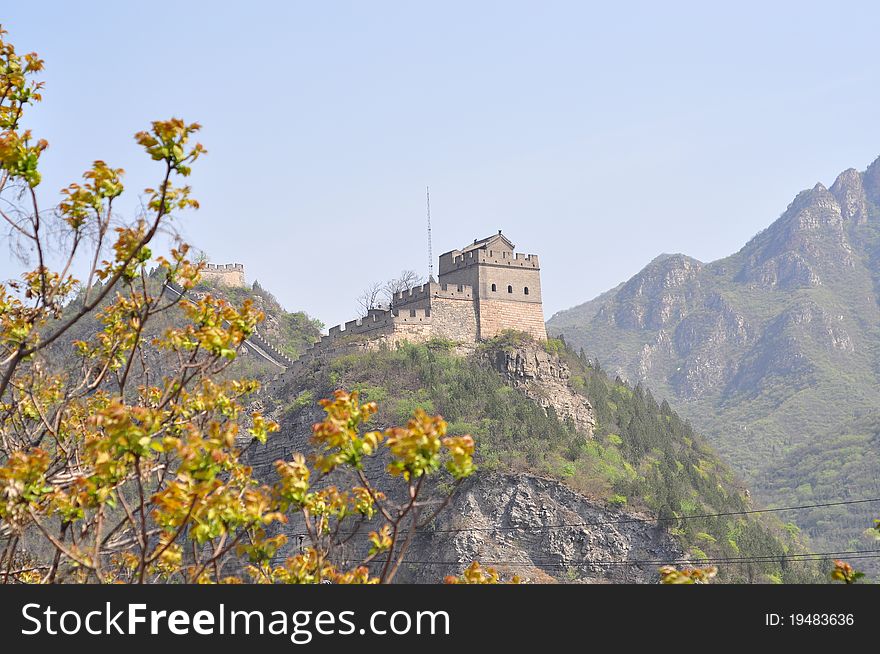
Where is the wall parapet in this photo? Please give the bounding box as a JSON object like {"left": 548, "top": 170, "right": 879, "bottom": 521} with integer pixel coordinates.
{"left": 200, "top": 262, "right": 246, "bottom": 288}
{"left": 393, "top": 281, "right": 473, "bottom": 306}
{"left": 280, "top": 232, "right": 543, "bottom": 373}
{"left": 394, "top": 307, "right": 432, "bottom": 323}
{"left": 248, "top": 331, "right": 295, "bottom": 367}
{"left": 204, "top": 262, "right": 245, "bottom": 272}
{"left": 439, "top": 249, "right": 539, "bottom": 273}
{"left": 301, "top": 306, "right": 435, "bottom": 357}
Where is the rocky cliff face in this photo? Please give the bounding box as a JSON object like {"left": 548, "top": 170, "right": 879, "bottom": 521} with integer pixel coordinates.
{"left": 549, "top": 158, "right": 880, "bottom": 412}
{"left": 547, "top": 155, "right": 880, "bottom": 570}
{"left": 484, "top": 343, "right": 595, "bottom": 436}
{"left": 736, "top": 183, "right": 855, "bottom": 290}
{"left": 240, "top": 341, "right": 702, "bottom": 583}
{"left": 612, "top": 254, "right": 704, "bottom": 330}
{"left": 397, "top": 472, "right": 683, "bottom": 584}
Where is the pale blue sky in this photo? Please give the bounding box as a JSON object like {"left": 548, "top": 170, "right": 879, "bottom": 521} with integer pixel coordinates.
{"left": 3, "top": 1, "right": 879, "bottom": 328}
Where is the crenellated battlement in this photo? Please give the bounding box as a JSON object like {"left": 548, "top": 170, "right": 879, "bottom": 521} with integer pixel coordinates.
{"left": 246, "top": 232, "right": 548, "bottom": 396}
{"left": 248, "top": 331, "right": 295, "bottom": 367}
{"left": 395, "top": 307, "right": 432, "bottom": 322}
{"left": 200, "top": 262, "right": 247, "bottom": 288}
{"left": 393, "top": 282, "right": 474, "bottom": 306}
{"left": 439, "top": 248, "right": 539, "bottom": 275}
{"left": 287, "top": 305, "right": 437, "bottom": 372}
{"left": 326, "top": 307, "right": 433, "bottom": 338}
{"left": 204, "top": 262, "right": 245, "bottom": 272}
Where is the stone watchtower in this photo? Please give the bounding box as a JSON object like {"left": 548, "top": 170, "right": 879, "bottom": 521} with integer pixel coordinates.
{"left": 279, "top": 231, "right": 547, "bottom": 375}
{"left": 437, "top": 231, "right": 546, "bottom": 342}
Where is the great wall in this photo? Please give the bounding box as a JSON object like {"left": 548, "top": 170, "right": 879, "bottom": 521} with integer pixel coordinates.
{"left": 199, "top": 262, "right": 246, "bottom": 288}
{"left": 195, "top": 232, "right": 548, "bottom": 383}
{"left": 161, "top": 280, "right": 293, "bottom": 371}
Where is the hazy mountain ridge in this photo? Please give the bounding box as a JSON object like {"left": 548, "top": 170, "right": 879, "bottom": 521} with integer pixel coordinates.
{"left": 547, "top": 156, "right": 880, "bottom": 562}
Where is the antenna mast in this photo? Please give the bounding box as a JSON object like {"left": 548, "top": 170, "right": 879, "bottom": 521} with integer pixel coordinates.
{"left": 426, "top": 186, "right": 434, "bottom": 281}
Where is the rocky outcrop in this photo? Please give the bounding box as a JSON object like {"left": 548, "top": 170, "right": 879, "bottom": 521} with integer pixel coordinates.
{"left": 830, "top": 168, "right": 868, "bottom": 224}
{"left": 724, "top": 299, "right": 854, "bottom": 398}
{"left": 242, "top": 341, "right": 651, "bottom": 583}
{"left": 485, "top": 343, "right": 595, "bottom": 436}
{"left": 861, "top": 155, "right": 880, "bottom": 204}
{"left": 612, "top": 254, "right": 704, "bottom": 330}
{"left": 737, "top": 183, "right": 854, "bottom": 290}
{"left": 398, "top": 472, "right": 683, "bottom": 583}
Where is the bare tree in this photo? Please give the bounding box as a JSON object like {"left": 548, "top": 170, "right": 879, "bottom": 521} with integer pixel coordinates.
{"left": 356, "top": 280, "right": 384, "bottom": 316}
{"left": 355, "top": 270, "right": 425, "bottom": 316}
{"left": 384, "top": 269, "right": 425, "bottom": 305}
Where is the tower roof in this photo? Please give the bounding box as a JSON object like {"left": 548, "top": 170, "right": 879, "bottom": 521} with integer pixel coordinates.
{"left": 459, "top": 230, "right": 515, "bottom": 254}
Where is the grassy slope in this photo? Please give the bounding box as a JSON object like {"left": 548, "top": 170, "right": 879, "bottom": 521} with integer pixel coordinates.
{"left": 198, "top": 280, "right": 323, "bottom": 361}
{"left": 282, "top": 338, "right": 821, "bottom": 583}
{"left": 52, "top": 272, "right": 323, "bottom": 385}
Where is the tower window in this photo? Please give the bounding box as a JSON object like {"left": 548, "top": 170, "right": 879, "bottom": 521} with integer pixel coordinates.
{"left": 524, "top": 287, "right": 529, "bottom": 295}
{"left": 491, "top": 283, "right": 497, "bottom": 292}
{"left": 507, "top": 285, "right": 513, "bottom": 293}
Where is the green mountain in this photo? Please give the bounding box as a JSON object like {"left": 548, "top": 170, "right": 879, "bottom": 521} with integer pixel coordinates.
{"left": 195, "top": 278, "right": 324, "bottom": 365}
{"left": 547, "top": 157, "right": 880, "bottom": 567}
{"left": 245, "top": 336, "right": 819, "bottom": 583}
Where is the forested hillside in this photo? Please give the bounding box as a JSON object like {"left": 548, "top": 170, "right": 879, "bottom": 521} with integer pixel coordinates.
{"left": 50, "top": 270, "right": 323, "bottom": 381}
{"left": 198, "top": 279, "right": 323, "bottom": 362}
{"left": 253, "top": 336, "right": 820, "bottom": 583}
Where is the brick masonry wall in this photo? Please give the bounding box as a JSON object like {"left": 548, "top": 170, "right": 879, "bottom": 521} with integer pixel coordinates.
{"left": 429, "top": 296, "right": 479, "bottom": 342}
{"left": 477, "top": 264, "right": 542, "bottom": 304}
{"left": 438, "top": 259, "right": 546, "bottom": 341}
{"left": 200, "top": 268, "right": 246, "bottom": 288}
{"left": 342, "top": 315, "right": 397, "bottom": 338}
{"left": 387, "top": 321, "right": 435, "bottom": 344}
{"left": 478, "top": 299, "right": 547, "bottom": 341}
{"left": 475, "top": 263, "right": 544, "bottom": 341}
{"left": 269, "top": 319, "right": 436, "bottom": 392}
{"left": 437, "top": 266, "right": 479, "bottom": 291}
{"left": 394, "top": 295, "right": 431, "bottom": 311}
{"left": 275, "top": 240, "right": 547, "bottom": 383}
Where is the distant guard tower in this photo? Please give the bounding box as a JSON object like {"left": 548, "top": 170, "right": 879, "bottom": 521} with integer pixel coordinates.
{"left": 200, "top": 263, "right": 246, "bottom": 288}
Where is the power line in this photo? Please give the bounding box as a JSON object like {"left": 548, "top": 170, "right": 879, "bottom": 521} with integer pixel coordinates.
{"left": 394, "top": 556, "right": 880, "bottom": 568}
{"left": 391, "top": 548, "right": 880, "bottom": 565}
{"left": 420, "top": 496, "right": 880, "bottom": 534}
{"left": 374, "top": 548, "right": 880, "bottom": 569}
{"left": 289, "top": 498, "right": 880, "bottom": 573}
{"left": 287, "top": 496, "right": 880, "bottom": 539}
